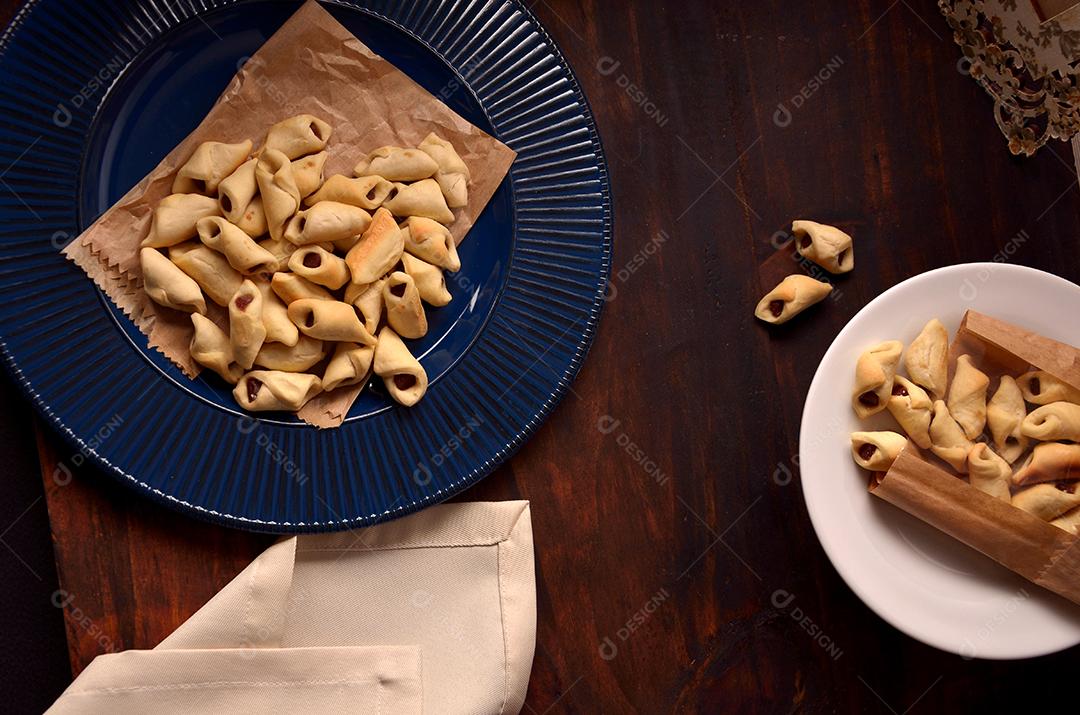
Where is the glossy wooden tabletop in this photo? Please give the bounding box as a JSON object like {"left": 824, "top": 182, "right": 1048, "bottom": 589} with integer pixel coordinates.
{"left": 25, "top": 0, "right": 1080, "bottom": 711}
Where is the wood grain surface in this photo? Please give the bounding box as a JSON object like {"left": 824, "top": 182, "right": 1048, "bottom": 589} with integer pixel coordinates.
{"left": 27, "top": 0, "right": 1080, "bottom": 711}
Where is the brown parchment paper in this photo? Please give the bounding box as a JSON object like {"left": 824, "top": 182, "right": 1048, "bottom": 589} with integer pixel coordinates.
{"left": 874, "top": 449, "right": 1080, "bottom": 605}
{"left": 870, "top": 311, "right": 1080, "bottom": 606}
{"left": 960, "top": 311, "right": 1080, "bottom": 392}
{"left": 62, "top": 0, "right": 516, "bottom": 428}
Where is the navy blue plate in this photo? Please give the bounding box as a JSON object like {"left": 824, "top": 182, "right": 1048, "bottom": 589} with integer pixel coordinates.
{"left": 0, "top": 0, "right": 611, "bottom": 532}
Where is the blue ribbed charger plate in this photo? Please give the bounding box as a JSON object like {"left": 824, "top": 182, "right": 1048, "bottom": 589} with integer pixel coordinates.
{"left": 0, "top": 0, "right": 611, "bottom": 532}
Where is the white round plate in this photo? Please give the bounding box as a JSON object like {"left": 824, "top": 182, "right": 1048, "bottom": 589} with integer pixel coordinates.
{"left": 801, "top": 262, "right": 1080, "bottom": 659}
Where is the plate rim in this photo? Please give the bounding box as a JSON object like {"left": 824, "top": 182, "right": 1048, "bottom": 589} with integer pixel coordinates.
{"left": 0, "top": 0, "right": 614, "bottom": 532}
{"left": 799, "top": 262, "right": 1080, "bottom": 659}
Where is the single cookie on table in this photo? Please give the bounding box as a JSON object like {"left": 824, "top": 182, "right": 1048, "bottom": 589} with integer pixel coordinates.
{"left": 904, "top": 318, "right": 949, "bottom": 399}
{"left": 791, "top": 220, "right": 853, "bottom": 274}
{"left": 172, "top": 139, "right": 252, "bottom": 195}
{"left": 1021, "top": 401, "right": 1080, "bottom": 442}
{"left": 947, "top": 355, "right": 989, "bottom": 440}
{"left": 851, "top": 340, "right": 903, "bottom": 419}
{"left": 1011, "top": 482, "right": 1080, "bottom": 522}
{"left": 850, "top": 431, "right": 908, "bottom": 471}
{"left": 929, "top": 400, "right": 973, "bottom": 473}
{"left": 233, "top": 370, "right": 322, "bottom": 412}
{"left": 886, "top": 375, "right": 933, "bottom": 449}
{"left": 190, "top": 314, "right": 242, "bottom": 384}
{"left": 754, "top": 274, "right": 832, "bottom": 326}
{"left": 967, "top": 443, "right": 1012, "bottom": 503}
{"left": 1012, "top": 442, "right": 1080, "bottom": 486}
{"left": 987, "top": 375, "right": 1029, "bottom": 463}
{"left": 1016, "top": 371, "right": 1080, "bottom": 405}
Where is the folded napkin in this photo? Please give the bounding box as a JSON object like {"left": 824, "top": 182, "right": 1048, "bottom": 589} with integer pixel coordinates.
{"left": 47, "top": 501, "right": 536, "bottom": 714}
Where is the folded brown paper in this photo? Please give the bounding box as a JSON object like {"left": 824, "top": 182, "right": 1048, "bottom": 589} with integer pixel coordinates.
{"left": 62, "top": 0, "right": 516, "bottom": 427}
{"left": 873, "top": 448, "right": 1080, "bottom": 605}
{"left": 959, "top": 311, "right": 1080, "bottom": 392}
{"left": 871, "top": 310, "right": 1080, "bottom": 606}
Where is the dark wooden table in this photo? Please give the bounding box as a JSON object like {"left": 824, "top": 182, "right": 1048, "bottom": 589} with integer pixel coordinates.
{"left": 17, "top": 0, "right": 1080, "bottom": 711}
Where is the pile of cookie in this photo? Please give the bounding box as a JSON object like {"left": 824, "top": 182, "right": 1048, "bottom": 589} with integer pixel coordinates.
{"left": 849, "top": 318, "right": 1080, "bottom": 534}
{"left": 139, "top": 114, "right": 470, "bottom": 412}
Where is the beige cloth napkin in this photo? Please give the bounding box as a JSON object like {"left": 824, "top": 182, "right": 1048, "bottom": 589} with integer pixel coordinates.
{"left": 47, "top": 501, "right": 536, "bottom": 714}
